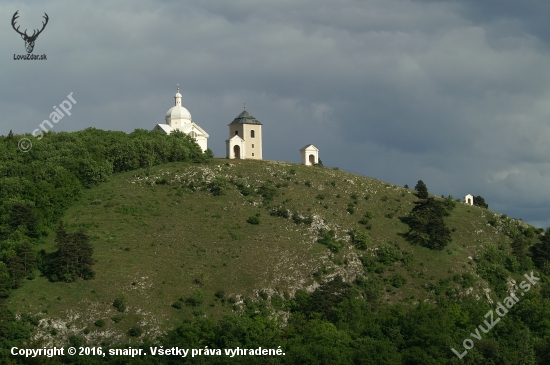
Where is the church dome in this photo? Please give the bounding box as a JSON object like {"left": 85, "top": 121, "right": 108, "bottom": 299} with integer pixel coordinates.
{"left": 166, "top": 87, "right": 192, "bottom": 126}
{"left": 165, "top": 105, "right": 191, "bottom": 121}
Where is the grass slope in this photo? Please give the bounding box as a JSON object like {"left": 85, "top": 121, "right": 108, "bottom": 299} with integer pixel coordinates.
{"left": 6, "top": 159, "right": 525, "bottom": 346}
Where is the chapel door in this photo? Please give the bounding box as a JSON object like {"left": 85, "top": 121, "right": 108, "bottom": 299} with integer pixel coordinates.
{"left": 234, "top": 145, "right": 241, "bottom": 159}
{"left": 309, "top": 154, "right": 315, "bottom": 165}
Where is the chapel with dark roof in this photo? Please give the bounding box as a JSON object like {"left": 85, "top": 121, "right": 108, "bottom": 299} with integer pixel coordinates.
{"left": 225, "top": 105, "right": 263, "bottom": 160}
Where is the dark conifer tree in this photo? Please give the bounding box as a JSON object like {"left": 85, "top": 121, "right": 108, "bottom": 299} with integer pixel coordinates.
{"left": 7, "top": 255, "right": 24, "bottom": 288}
{"left": 72, "top": 229, "right": 94, "bottom": 279}
{"left": 473, "top": 195, "right": 489, "bottom": 209}
{"left": 46, "top": 222, "right": 95, "bottom": 281}
{"left": 16, "top": 242, "right": 36, "bottom": 277}
{"left": 414, "top": 180, "right": 428, "bottom": 199}
{"left": 406, "top": 198, "right": 451, "bottom": 250}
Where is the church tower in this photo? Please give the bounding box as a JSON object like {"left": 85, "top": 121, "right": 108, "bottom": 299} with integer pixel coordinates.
{"left": 226, "top": 106, "right": 263, "bottom": 160}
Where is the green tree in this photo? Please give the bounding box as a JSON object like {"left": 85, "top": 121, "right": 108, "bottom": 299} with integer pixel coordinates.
{"left": 406, "top": 198, "right": 451, "bottom": 250}
{"left": 43, "top": 223, "right": 94, "bottom": 282}
{"left": 6, "top": 255, "right": 24, "bottom": 288}
{"left": 0, "top": 263, "right": 10, "bottom": 298}
{"left": 511, "top": 235, "right": 533, "bottom": 271}
{"left": 473, "top": 195, "right": 489, "bottom": 209}
{"left": 16, "top": 242, "right": 36, "bottom": 278}
{"left": 531, "top": 228, "right": 550, "bottom": 274}
{"left": 414, "top": 180, "right": 428, "bottom": 199}
{"left": 443, "top": 194, "right": 456, "bottom": 212}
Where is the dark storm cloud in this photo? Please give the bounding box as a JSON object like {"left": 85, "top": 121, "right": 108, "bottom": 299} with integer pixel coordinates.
{"left": 2, "top": 0, "right": 550, "bottom": 226}
{"left": 414, "top": 0, "right": 550, "bottom": 45}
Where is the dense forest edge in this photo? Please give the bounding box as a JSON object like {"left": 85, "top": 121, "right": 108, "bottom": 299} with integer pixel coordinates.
{"left": 1, "top": 128, "right": 550, "bottom": 364}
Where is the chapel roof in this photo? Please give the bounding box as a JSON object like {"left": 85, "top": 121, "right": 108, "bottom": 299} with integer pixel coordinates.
{"left": 229, "top": 109, "right": 262, "bottom": 125}
{"left": 300, "top": 144, "right": 319, "bottom": 151}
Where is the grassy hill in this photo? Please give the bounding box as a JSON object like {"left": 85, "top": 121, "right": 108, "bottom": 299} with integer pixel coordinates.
{"left": 5, "top": 158, "right": 532, "bottom": 346}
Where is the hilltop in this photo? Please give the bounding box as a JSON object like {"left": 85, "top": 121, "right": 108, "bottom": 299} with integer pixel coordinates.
{"left": 5, "top": 158, "right": 537, "bottom": 346}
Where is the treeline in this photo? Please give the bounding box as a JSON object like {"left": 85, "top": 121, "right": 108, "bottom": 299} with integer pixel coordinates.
{"left": 3, "top": 275, "right": 549, "bottom": 364}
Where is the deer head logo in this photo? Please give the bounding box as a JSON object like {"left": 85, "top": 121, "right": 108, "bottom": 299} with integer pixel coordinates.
{"left": 12, "top": 11, "right": 49, "bottom": 54}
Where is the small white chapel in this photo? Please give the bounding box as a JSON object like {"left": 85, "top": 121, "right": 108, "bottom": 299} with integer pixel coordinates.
{"left": 153, "top": 86, "right": 209, "bottom": 152}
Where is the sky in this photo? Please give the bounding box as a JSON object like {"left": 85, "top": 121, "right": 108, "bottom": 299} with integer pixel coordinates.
{"left": 2, "top": 0, "right": 550, "bottom": 227}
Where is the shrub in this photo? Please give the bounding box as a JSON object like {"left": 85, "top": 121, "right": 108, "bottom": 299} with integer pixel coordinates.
{"left": 111, "top": 316, "right": 123, "bottom": 323}
{"left": 376, "top": 243, "right": 401, "bottom": 265}
{"left": 359, "top": 254, "right": 378, "bottom": 273}
{"left": 347, "top": 204, "right": 355, "bottom": 214}
{"left": 232, "top": 178, "right": 255, "bottom": 196}
{"left": 271, "top": 294, "right": 284, "bottom": 310}
{"left": 172, "top": 301, "right": 183, "bottom": 309}
{"left": 317, "top": 229, "right": 343, "bottom": 253}
{"left": 270, "top": 206, "right": 290, "bottom": 219}
{"left": 94, "top": 319, "right": 105, "bottom": 327}
{"left": 113, "top": 297, "right": 126, "bottom": 313}
{"left": 259, "top": 290, "right": 269, "bottom": 300}
{"left": 207, "top": 176, "right": 227, "bottom": 196}
{"left": 258, "top": 183, "right": 277, "bottom": 202}
{"left": 390, "top": 273, "right": 407, "bottom": 288}
{"left": 247, "top": 216, "right": 260, "bottom": 225}
{"left": 349, "top": 229, "right": 370, "bottom": 250}
{"left": 68, "top": 334, "right": 85, "bottom": 347}
{"left": 185, "top": 289, "right": 204, "bottom": 307}
{"left": 443, "top": 195, "right": 456, "bottom": 211}
{"left": 359, "top": 211, "right": 374, "bottom": 226}
{"left": 292, "top": 212, "right": 313, "bottom": 225}
{"left": 128, "top": 326, "right": 142, "bottom": 337}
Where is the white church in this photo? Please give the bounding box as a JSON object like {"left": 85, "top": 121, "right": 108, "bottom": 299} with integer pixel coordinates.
{"left": 153, "top": 87, "right": 209, "bottom": 152}
{"left": 153, "top": 86, "right": 318, "bottom": 165}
